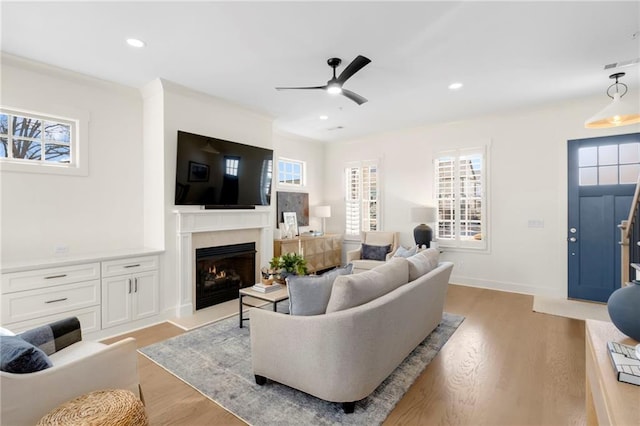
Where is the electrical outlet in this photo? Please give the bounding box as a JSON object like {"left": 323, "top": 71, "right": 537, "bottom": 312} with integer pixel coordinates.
{"left": 54, "top": 244, "right": 69, "bottom": 255}
{"left": 528, "top": 219, "right": 544, "bottom": 228}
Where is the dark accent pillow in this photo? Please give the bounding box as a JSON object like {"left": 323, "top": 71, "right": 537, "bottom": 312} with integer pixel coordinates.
{"left": 361, "top": 243, "right": 392, "bottom": 261}
{"left": 19, "top": 316, "right": 81, "bottom": 356}
{"left": 0, "top": 335, "right": 52, "bottom": 374}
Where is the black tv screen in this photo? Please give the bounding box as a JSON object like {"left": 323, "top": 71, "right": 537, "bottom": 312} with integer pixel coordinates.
{"left": 175, "top": 131, "right": 273, "bottom": 207}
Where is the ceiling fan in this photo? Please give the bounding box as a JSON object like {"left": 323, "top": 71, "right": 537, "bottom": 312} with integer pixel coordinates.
{"left": 275, "top": 55, "right": 371, "bottom": 105}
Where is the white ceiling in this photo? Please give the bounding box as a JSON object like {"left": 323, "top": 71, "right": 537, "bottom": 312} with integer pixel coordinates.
{"left": 2, "top": 1, "right": 639, "bottom": 142}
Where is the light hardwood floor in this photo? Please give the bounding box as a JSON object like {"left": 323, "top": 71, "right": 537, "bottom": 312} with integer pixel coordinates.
{"left": 105, "top": 284, "right": 586, "bottom": 425}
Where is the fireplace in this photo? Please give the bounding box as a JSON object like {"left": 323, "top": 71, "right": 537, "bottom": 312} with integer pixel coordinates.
{"left": 195, "top": 242, "right": 256, "bottom": 310}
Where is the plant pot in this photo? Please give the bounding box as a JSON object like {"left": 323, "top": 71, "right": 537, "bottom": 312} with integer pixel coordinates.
{"left": 607, "top": 281, "right": 640, "bottom": 341}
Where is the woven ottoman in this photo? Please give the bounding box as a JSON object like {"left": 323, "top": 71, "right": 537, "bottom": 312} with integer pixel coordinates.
{"left": 37, "top": 389, "right": 148, "bottom": 426}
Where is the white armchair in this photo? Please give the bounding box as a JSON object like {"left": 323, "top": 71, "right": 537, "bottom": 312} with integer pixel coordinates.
{"left": 346, "top": 231, "right": 399, "bottom": 273}
{"left": 0, "top": 317, "right": 141, "bottom": 425}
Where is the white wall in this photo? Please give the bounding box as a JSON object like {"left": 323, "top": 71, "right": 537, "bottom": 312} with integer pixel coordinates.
{"left": 272, "top": 130, "right": 325, "bottom": 234}
{"left": 325, "top": 95, "right": 640, "bottom": 298}
{"left": 1, "top": 55, "right": 145, "bottom": 261}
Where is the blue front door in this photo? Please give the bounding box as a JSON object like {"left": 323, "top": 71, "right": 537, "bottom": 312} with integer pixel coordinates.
{"left": 568, "top": 133, "right": 640, "bottom": 302}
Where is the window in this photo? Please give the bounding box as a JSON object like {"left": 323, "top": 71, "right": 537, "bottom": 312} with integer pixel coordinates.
{"left": 435, "top": 147, "right": 487, "bottom": 249}
{"left": 345, "top": 160, "right": 380, "bottom": 237}
{"left": 578, "top": 142, "right": 640, "bottom": 186}
{"left": 260, "top": 158, "right": 273, "bottom": 205}
{"left": 0, "top": 107, "right": 86, "bottom": 176}
{"left": 278, "top": 158, "right": 305, "bottom": 186}
{"left": 225, "top": 156, "right": 240, "bottom": 176}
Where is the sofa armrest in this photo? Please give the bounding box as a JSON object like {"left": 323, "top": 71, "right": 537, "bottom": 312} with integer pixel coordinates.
{"left": 385, "top": 247, "right": 398, "bottom": 261}
{"left": 0, "top": 337, "right": 140, "bottom": 426}
{"left": 346, "top": 247, "right": 362, "bottom": 263}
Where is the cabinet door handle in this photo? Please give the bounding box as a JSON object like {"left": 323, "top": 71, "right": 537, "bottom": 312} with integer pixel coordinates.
{"left": 124, "top": 264, "right": 141, "bottom": 269}
{"left": 45, "top": 274, "right": 67, "bottom": 279}
{"left": 134, "top": 277, "right": 138, "bottom": 293}
{"left": 128, "top": 278, "right": 132, "bottom": 294}
{"left": 45, "top": 297, "right": 68, "bottom": 304}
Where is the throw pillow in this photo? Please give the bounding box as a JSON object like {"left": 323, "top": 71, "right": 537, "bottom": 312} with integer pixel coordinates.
{"left": 393, "top": 245, "right": 418, "bottom": 258}
{"left": 0, "top": 335, "right": 52, "bottom": 374}
{"left": 19, "top": 316, "right": 81, "bottom": 356}
{"left": 407, "top": 248, "right": 440, "bottom": 281}
{"left": 325, "top": 258, "right": 409, "bottom": 313}
{"left": 361, "top": 243, "right": 391, "bottom": 261}
{"left": 286, "top": 264, "right": 353, "bottom": 316}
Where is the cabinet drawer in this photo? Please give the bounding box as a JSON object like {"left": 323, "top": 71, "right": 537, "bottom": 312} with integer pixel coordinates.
{"left": 1, "top": 262, "right": 100, "bottom": 294}
{"left": 101, "top": 256, "right": 158, "bottom": 278}
{"left": 3, "top": 306, "right": 101, "bottom": 335}
{"left": 1, "top": 279, "right": 100, "bottom": 324}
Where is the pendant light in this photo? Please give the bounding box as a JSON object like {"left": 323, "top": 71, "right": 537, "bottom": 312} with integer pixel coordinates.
{"left": 585, "top": 72, "right": 640, "bottom": 129}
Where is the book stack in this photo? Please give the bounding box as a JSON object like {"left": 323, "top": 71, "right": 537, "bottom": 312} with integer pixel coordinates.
{"left": 252, "top": 283, "right": 283, "bottom": 293}
{"left": 607, "top": 341, "right": 640, "bottom": 386}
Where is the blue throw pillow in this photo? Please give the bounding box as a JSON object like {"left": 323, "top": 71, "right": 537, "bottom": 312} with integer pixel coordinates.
{"left": 361, "top": 243, "right": 392, "bottom": 261}
{"left": 286, "top": 264, "right": 353, "bottom": 315}
{"left": 0, "top": 335, "right": 52, "bottom": 374}
{"left": 393, "top": 245, "right": 418, "bottom": 258}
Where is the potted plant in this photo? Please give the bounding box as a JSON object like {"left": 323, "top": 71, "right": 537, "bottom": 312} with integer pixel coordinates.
{"left": 267, "top": 253, "right": 308, "bottom": 283}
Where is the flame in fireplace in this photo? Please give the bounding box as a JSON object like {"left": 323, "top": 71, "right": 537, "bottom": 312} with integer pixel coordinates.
{"left": 208, "top": 265, "right": 227, "bottom": 278}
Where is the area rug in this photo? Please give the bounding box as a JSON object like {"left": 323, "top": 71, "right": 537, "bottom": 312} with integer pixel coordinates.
{"left": 140, "top": 308, "right": 464, "bottom": 425}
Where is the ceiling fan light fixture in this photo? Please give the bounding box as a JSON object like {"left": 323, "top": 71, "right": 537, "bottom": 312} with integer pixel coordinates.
{"left": 585, "top": 72, "right": 640, "bottom": 129}
{"left": 327, "top": 83, "right": 342, "bottom": 95}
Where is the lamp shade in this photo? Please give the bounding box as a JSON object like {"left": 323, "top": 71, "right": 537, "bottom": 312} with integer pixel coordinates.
{"left": 411, "top": 206, "right": 436, "bottom": 224}
{"left": 585, "top": 92, "right": 640, "bottom": 129}
{"left": 313, "top": 205, "right": 331, "bottom": 218}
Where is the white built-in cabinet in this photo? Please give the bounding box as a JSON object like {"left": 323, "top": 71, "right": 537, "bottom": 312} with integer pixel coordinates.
{"left": 101, "top": 256, "right": 159, "bottom": 329}
{"left": 1, "top": 253, "right": 160, "bottom": 335}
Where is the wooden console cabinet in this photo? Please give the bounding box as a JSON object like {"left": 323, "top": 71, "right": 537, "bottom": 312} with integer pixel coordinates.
{"left": 273, "top": 234, "right": 342, "bottom": 274}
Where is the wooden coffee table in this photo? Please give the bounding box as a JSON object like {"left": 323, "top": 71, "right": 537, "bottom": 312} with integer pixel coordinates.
{"left": 238, "top": 285, "right": 289, "bottom": 328}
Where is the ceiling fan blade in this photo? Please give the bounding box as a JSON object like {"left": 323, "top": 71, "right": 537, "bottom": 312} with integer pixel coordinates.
{"left": 275, "top": 85, "right": 326, "bottom": 91}
{"left": 341, "top": 88, "right": 368, "bottom": 105}
{"left": 336, "top": 55, "right": 371, "bottom": 84}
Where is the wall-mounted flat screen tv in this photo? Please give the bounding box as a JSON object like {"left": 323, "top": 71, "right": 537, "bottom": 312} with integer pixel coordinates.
{"left": 174, "top": 130, "right": 273, "bottom": 208}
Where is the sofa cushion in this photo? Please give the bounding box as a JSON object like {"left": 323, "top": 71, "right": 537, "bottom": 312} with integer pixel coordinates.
{"left": 286, "top": 264, "right": 353, "bottom": 316}
{"left": 326, "top": 258, "right": 409, "bottom": 313}
{"left": 0, "top": 335, "right": 52, "bottom": 374}
{"left": 361, "top": 243, "right": 391, "bottom": 261}
{"left": 393, "top": 245, "right": 418, "bottom": 258}
{"left": 407, "top": 248, "right": 440, "bottom": 281}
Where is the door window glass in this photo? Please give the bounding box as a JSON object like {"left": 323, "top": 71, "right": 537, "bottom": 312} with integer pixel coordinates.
{"left": 578, "top": 142, "right": 640, "bottom": 186}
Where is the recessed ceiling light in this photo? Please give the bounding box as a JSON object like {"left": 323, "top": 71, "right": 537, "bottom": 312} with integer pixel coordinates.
{"left": 126, "top": 38, "right": 146, "bottom": 48}
{"left": 448, "top": 82, "right": 463, "bottom": 90}
{"left": 319, "top": 115, "right": 329, "bottom": 120}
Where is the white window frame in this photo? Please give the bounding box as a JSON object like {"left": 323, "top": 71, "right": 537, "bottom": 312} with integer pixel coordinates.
{"left": 434, "top": 146, "right": 488, "bottom": 250}
{"left": 277, "top": 157, "right": 306, "bottom": 187}
{"left": 0, "top": 106, "right": 88, "bottom": 176}
{"left": 345, "top": 159, "right": 381, "bottom": 239}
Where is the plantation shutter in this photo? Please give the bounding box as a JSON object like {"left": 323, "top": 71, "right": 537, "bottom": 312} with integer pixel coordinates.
{"left": 345, "top": 160, "right": 380, "bottom": 236}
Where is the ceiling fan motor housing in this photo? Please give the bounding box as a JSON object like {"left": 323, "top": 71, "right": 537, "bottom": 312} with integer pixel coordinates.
{"left": 327, "top": 58, "right": 342, "bottom": 68}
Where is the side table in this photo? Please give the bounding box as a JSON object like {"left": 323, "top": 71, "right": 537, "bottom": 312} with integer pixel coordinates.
{"left": 585, "top": 319, "right": 640, "bottom": 425}
{"left": 238, "top": 286, "right": 289, "bottom": 328}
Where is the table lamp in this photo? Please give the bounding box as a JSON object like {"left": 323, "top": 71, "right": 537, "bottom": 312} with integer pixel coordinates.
{"left": 411, "top": 206, "right": 436, "bottom": 248}
{"left": 313, "top": 205, "right": 331, "bottom": 235}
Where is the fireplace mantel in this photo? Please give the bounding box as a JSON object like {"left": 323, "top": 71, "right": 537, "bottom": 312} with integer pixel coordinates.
{"left": 174, "top": 208, "right": 273, "bottom": 316}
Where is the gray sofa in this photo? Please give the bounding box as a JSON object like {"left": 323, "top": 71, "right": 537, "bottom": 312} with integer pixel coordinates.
{"left": 250, "top": 250, "right": 453, "bottom": 413}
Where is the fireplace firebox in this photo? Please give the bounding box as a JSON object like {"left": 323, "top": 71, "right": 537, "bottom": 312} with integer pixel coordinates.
{"left": 195, "top": 242, "right": 256, "bottom": 310}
